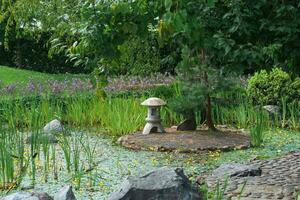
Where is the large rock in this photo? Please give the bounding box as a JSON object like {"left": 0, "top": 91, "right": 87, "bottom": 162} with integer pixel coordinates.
{"left": 43, "top": 119, "right": 63, "bottom": 134}
{"left": 1, "top": 192, "right": 53, "bottom": 200}
{"left": 54, "top": 186, "right": 76, "bottom": 200}
{"left": 209, "top": 163, "right": 261, "bottom": 179}
{"left": 177, "top": 118, "right": 197, "bottom": 131}
{"left": 205, "top": 163, "right": 261, "bottom": 189}
{"left": 108, "top": 167, "right": 202, "bottom": 200}
{"left": 31, "top": 193, "right": 53, "bottom": 200}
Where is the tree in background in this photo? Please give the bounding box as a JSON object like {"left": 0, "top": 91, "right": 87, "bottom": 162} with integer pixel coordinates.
{"left": 2, "top": 0, "right": 300, "bottom": 76}
{"left": 212, "top": 0, "right": 300, "bottom": 76}
{"left": 0, "top": 0, "right": 81, "bottom": 73}
{"left": 157, "top": 0, "right": 300, "bottom": 130}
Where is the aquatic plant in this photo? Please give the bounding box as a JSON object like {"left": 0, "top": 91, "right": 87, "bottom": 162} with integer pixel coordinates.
{"left": 250, "top": 111, "right": 265, "bottom": 147}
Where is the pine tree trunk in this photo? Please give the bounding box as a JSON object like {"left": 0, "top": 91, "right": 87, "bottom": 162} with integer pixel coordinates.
{"left": 203, "top": 71, "right": 217, "bottom": 131}
{"left": 205, "top": 94, "right": 216, "bottom": 131}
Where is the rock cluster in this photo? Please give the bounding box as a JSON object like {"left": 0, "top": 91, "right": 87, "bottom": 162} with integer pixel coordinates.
{"left": 204, "top": 152, "right": 300, "bottom": 200}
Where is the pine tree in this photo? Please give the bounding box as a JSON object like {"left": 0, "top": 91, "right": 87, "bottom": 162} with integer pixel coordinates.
{"left": 158, "top": 0, "right": 235, "bottom": 131}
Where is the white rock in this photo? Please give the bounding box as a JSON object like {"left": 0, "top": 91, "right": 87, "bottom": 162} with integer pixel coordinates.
{"left": 263, "top": 105, "right": 280, "bottom": 115}
{"left": 43, "top": 119, "right": 63, "bottom": 134}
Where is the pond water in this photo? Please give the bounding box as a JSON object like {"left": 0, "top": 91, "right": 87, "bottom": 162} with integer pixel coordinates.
{"left": 8, "top": 131, "right": 207, "bottom": 200}
{"left": 2, "top": 129, "right": 299, "bottom": 200}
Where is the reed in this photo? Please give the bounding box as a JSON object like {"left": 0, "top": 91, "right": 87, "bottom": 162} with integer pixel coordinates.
{"left": 250, "top": 111, "right": 265, "bottom": 147}
{"left": 281, "top": 97, "right": 287, "bottom": 128}
{"left": 287, "top": 101, "right": 299, "bottom": 130}
{"left": 0, "top": 132, "right": 14, "bottom": 188}
{"left": 59, "top": 134, "right": 71, "bottom": 173}
{"left": 0, "top": 91, "right": 297, "bottom": 191}
{"left": 80, "top": 136, "right": 97, "bottom": 187}
{"left": 41, "top": 135, "right": 50, "bottom": 183}
{"left": 72, "top": 133, "right": 84, "bottom": 190}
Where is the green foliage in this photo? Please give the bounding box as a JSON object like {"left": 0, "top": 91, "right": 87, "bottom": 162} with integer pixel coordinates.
{"left": 212, "top": 0, "right": 300, "bottom": 75}
{"left": 247, "top": 68, "right": 298, "bottom": 105}
{"left": 290, "top": 78, "right": 300, "bottom": 101}
{"left": 47, "top": 0, "right": 164, "bottom": 72}
{"left": 2, "top": 0, "right": 300, "bottom": 76}
{"left": 158, "top": 0, "right": 240, "bottom": 128}
{"left": 0, "top": 1, "right": 77, "bottom": 73}
{"left": 109, "top": 37, "right": 161, "bottom": 76}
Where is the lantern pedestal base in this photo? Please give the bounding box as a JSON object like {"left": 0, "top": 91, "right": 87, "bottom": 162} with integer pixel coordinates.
{"left": 142, "top": 122, "right": 165, "bottom": 135}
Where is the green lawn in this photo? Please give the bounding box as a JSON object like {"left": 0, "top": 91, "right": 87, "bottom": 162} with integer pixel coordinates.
{"left": 0, "top": 65, "right": 88, "bottom": 85}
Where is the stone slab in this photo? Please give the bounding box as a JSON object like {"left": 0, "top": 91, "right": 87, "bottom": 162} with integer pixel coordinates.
{"left": 118, "top": 126, "right": 250, "bottom": 153}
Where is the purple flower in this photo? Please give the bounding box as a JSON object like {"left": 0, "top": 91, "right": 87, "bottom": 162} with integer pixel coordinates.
{"left": 71, "top": 78, "right": 85, "bottom": 93}
{"left": 26, "top": 79, "right": 36, "bottom": 93}
{"left": 4, "top": 84, "right": 17, "bottom": 94}
{"left": 48, "top": 80, "right": 65, "bottom": 95}
{"left": 105, "top": 73, "right": 175, "bottom": 92}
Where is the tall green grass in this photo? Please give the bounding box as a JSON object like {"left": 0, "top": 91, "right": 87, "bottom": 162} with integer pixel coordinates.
{"left": 0, "top": 93, "right": 298, "bottom": 191}
{"left": 250, "top": 111, "right": 266, "bottom": 147}
{"left": 0, "top": 96, "right": 180, "bottom": 190}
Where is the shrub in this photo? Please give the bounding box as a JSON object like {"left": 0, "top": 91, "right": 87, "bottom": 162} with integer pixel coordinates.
{"left": 247, "top": 68, "right": 294, "bottom": 105}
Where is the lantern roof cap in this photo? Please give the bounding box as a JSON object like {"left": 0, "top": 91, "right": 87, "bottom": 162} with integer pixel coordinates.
{"left": 141, "top": 97, "right": 166, "bottom": 106}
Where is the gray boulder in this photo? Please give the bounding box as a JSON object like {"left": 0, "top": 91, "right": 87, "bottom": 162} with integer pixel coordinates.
{"left": 209, "top": 163, "right": 261, "bottom": 179}
{"left": 108, "top": 167, "right": 202, "bottom": 200}
{"left": 1, "top": 192, "right": 53, "bottom": 200}
{"left": 54, "top": 186, "right": 76, "bottom": 200}
{"left": 43, "top": 119, "right": 63, "bottom": 134}
{"left": 31, "top": 193, "right": 53, "bottom": 200}
{"left": 177, "top": 118, "right": 197, "bottom": 131}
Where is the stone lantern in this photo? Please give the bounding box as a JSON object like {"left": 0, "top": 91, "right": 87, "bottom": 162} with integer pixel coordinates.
{"left": 141, "top": 97, "right": 166, "bottom": 135}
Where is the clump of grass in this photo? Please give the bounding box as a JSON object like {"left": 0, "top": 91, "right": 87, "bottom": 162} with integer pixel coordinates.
{"left": 0, "top": 132, "right": 15, "bottom": 189}
{"left": 287, "top": 101, "right": 299, "bottom": 130}
{"left": 200, "top": 177, "right": 246, "bottom": 200}
{"left": 41, "top": 135, "right": 50, "bottom": 183}
{"left": 281, "top": 97, "right": 287, "bottom": 128}
{"left": 51, "top": 144, "right": 58, "bottom": 180}
{"left": 80, "top": 136, "right": 98, "bottom": 188}
{"left": 200, "top": 178, "right": 229, "bottom": 200}
{"left": 250, "top": 111, "right": 265, "bottom": 147}
{"left": 99, "top": 98, "right": 145, "bottom": 138}
{"left": 59, "top": 134, "right": 72, "bottom": 173}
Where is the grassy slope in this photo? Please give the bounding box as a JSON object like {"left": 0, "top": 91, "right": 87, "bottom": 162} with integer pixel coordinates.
{"left": 0, "top": 65, "right": 88, "bottom": 85}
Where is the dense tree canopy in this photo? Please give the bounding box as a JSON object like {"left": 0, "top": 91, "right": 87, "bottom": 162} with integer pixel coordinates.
{"left": 1, "top": 0, "right": 299, "bottom": 75}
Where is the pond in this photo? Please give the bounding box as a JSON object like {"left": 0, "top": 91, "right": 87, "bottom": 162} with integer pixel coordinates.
{"left": 1, "top": 129, "right": 299, "bottom": 200}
